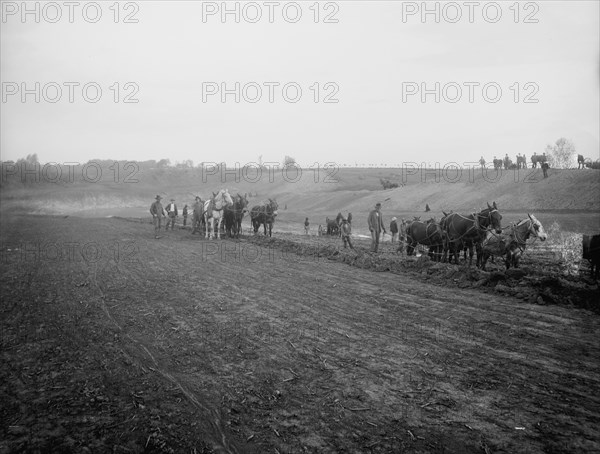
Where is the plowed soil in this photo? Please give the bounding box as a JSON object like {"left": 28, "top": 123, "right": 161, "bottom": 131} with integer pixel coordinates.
{"left": 1, "top": 215, "right": 599, "bottom": 453}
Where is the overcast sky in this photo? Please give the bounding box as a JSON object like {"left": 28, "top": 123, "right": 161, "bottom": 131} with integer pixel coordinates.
{"left": 1, "top": 1, "right": 598, "bottom": 167}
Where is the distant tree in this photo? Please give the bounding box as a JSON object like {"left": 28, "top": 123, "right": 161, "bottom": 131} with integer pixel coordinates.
{"left": 283, "top": 155, "right": 296, "bottom": 166}
{"left": 157, "top": 159, "right": 170, "bottom": 168}
{"left": 545, "top": 138, "right": 576, "bottom": 169}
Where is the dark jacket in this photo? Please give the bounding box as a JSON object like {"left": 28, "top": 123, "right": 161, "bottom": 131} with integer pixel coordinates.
{"left": 150, "top": 201, "right": 165, "bottom": 217}
{"left": 390, "top": 220, "right": 398, "bottom": 234}
{"left": 367, "top": 209, "right": 385, "bottom": 233}
{"left": 166, "top": 202, "right": 178, "bottom": 216}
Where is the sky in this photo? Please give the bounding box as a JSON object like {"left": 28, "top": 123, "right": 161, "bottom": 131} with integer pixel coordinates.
{"left": 1, "top": 1, "right": 599, "bottom": 168}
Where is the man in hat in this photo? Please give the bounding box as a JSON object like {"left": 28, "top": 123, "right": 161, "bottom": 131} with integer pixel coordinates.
{"left": 390, "top": 217, "right": 398, "bottom": 243}
{"left": 191, "top": 196, "right": 204, "bottom": 235}
{"left": 165, "top": 198, "right": 178, "bottom": 230}
{"left": 367, "top": 202, "right": 386, "bottom": 252}
{"left": 150, "top": 195, "right": 166, "bottom": 239}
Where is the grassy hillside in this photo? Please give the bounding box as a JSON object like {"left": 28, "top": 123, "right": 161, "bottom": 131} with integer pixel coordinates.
{"left": 1, "top": 165, "right": 599, "bottom": 218}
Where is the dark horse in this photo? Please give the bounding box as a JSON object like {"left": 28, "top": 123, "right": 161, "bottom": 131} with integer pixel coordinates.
{"left": 442, "top": 202, "right": 502, "bottom": 267}
{"left": 326, "top": 217, "right": 339, "bottom": 236}
{"left": 250, "top": 199, "right": 278, "bottom": 237}
{"left": 531, "top": 153, "right": 547, "bottom": 168}
{"left": 224, "top": 193, "right": 249, "bottom": 238}
{"left": 406, "top": 218, "right": 446, "bottom": 262}
{"left": 480, "top": 214, "right": 547, "bottom": 270}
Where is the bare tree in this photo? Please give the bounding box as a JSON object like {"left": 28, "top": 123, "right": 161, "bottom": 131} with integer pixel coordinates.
{"left": 545, "top": 138, "right": 576, "bottom": 169}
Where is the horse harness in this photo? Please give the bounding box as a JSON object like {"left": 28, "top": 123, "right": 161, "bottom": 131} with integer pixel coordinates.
{"left": 446, "top": 209, "right": 499, "bottom": 244}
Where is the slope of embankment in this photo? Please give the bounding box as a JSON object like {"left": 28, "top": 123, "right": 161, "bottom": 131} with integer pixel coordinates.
{"left": 1, "top": 165, "right": 599, "bottom": 218}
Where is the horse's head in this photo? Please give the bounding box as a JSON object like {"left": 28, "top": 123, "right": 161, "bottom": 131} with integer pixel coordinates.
{"left": 528, "top": 214, "right": 547, "bottom": 241}
{"left": 268, "top": 198, "right": 278, "bottom": 216}
{"left": 485, "top": 201, "right": 502, "bottom": 234}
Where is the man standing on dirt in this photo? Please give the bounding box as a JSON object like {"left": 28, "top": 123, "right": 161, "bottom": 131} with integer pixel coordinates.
{"left": 390, "top": 217, "right": 398, "bottom": 243}
{"left": 367, "top": 202, "right": 386, "bottom": 253}
{"left": 397, "top": 219, "right": 407, "bottom": 254}
{"left": 165, "top": 198, "right": 178, "bottom": 230}
{"left": 192, "top": 196, "right": 203, "bottom": 235}
{"left": 304, "top": 217, "right": 310, "bottom": 235}
{"left": 182, "top": 204, "right": 189, "bottom": 227}
{"left": 150, "top": 195, "right": 166, "bottom": 239}
{"left": 340, "top": 218, "right": 353, "bottom": 249}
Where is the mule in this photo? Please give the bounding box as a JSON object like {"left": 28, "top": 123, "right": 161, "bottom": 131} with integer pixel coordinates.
{"left": 443, "top": 202, "right": 502, "bottom": 267}
{"left": 481, "top": 214, "right": 547, "bottom": 270}
{"left": 406, "top": 219, "right": 446, "bottom": 262}
{"left": 250, "top": 199, "right": 278, "bottom": 236}
{"left": 204, "top": 189, "right": 234, "bottom": 239}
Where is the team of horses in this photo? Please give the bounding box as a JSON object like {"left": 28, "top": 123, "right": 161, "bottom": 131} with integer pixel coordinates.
{"left": 193, "top": 189, "right": 279, "bottom": 239}
{"left": 405, "top": 202, "right": 549, "bottom": 270}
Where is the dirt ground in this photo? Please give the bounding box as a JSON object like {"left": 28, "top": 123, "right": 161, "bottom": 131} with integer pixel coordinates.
{"left": 1, "top": 215, "right": 599, "bottom": 453}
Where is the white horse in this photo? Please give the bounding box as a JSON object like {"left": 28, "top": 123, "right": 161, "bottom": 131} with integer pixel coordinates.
{"left": 204, "top": 189, "right": 233, "bottom": 239}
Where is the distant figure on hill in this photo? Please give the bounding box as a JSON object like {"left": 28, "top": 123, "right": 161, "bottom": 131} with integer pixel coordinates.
{"left": 479, "top": 156, "right": 485, "bottom": 168}
{"left": 425, "top": 204, "right": 431, "bottom": 212}
{"left": 542, "top": 162, "right": 550, "bottom": 178}
{"left": 390, "top": 217, "right": 399, "bottom": 243}
{"left": 318, "top": 224, "right": 324, "bottom": 236}
{"left": 304, "top": 217, "right": 310, "bottom": 235}
{"left": 165, "top": 199, "right": 178, "bottom": 230}
{"left": 150, "top": 195, "right": 166, "bottom": 239}
{"left": 182, "top": 204, "right": 188, "bottom": 227}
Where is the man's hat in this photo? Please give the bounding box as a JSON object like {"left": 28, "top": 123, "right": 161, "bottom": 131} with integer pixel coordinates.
{"left": 392, "top": 217, "right": 397, "bottom": 221}
{"left": 375, "top": 202, "right": 381, "bottom": 207}
{"left": 155, "top": 195, "right": 162, "bottom": 200}
{"left": 170, "top": 198, "right": 175, "bottom": 201}
{"left": 195, "top": 196, "right": 201, "bottom": 201}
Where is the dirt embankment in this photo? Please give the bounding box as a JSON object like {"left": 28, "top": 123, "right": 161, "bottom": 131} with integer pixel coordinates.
{"left": 2, "top": 165, "right": 599, "bottom": 216}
